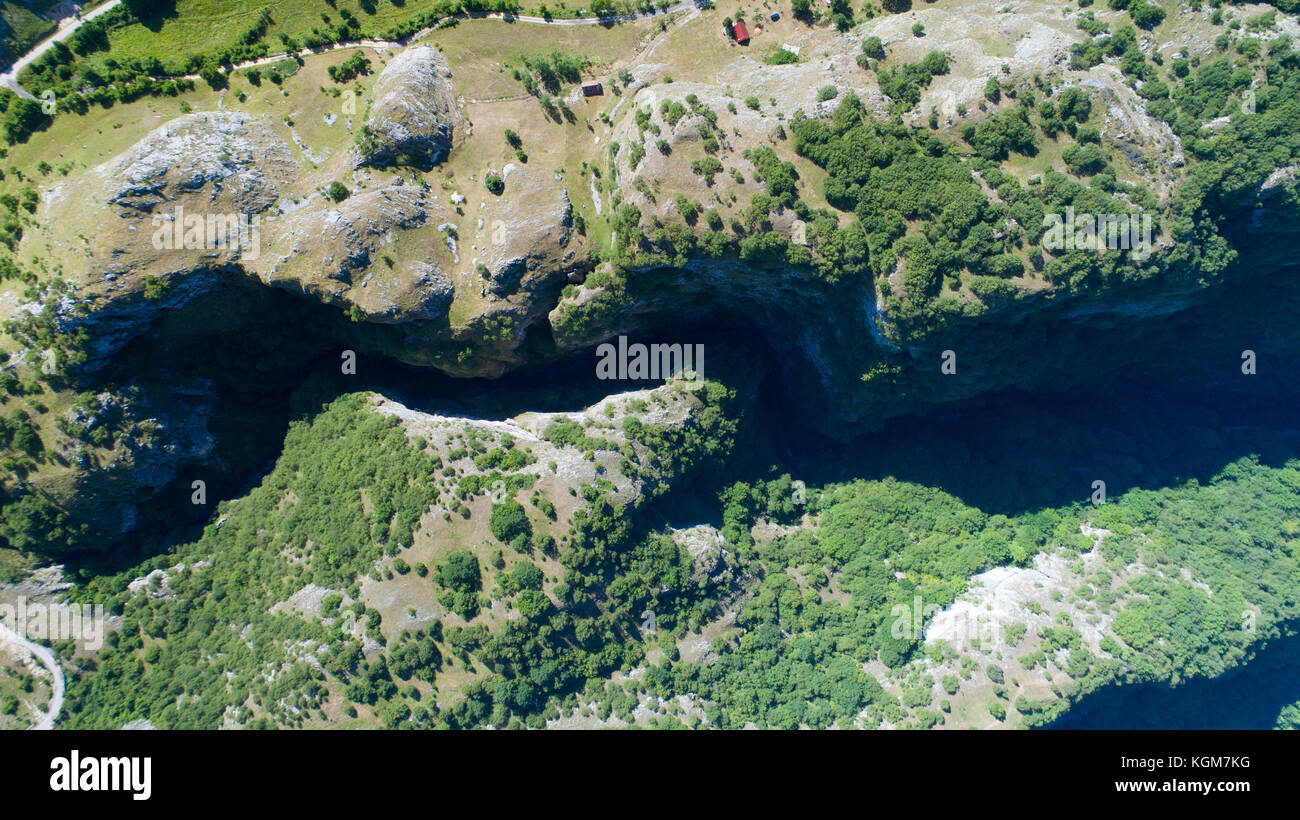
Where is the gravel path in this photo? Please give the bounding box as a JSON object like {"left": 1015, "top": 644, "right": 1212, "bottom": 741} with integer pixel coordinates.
{"left": 0, "top": 1, "right": 698, "bottom": 99}
{"left": 0, "top": 0, "right": 123, "bottom": 100}
{"left": 0, "top": 620, "right": 64, "bottom": 730}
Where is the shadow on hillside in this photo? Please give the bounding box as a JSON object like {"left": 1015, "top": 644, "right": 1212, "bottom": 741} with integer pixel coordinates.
{"left": 52, "top": 255, "right": 1300, "bottom": 579}
{"left": 1046, "top": 629, "right": 1300, "bottom": 729}
{"left": 127, "top": 1, "right": 180, "bottom": 34}
{"left": 760, "top": 273, "right": 1300, "bottom": 518}
{"left": 798, "top": 380, "right": 1300, "bottom": 517}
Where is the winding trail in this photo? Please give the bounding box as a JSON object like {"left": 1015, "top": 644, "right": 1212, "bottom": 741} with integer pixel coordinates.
{"left": 0, "top": 0, "right": 123, "bottom": 100}
{"left": 0, "top": 620, "right": 64, "bottom": 730}
{"left": 0, "top": 1, "right": 699, "bottom": 100}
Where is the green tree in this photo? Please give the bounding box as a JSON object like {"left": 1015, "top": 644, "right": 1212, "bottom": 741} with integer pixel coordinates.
{"left": 489, "top": 500, "right": 532, "bottom": 544}
{"left": 327, "top": 181, "right": 350, "bottom": 202}
{"left": 2, "top": 99, "right": 48, "bottom": 144}
{"left": 984, "top": 76, "right": 1002, "bottom": 103}
{"left": 1128, "top": 0, "right": 1165, "bottom": 29}
{"left": 436, "top": 551, "right": 482, "bottom": 593}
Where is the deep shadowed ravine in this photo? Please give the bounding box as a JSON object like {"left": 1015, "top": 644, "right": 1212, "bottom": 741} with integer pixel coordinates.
{"left": 64, "top": 255, "right": 1300, "bottom": 728}
{"left": 1046, "top": 631, "right": 1300, "bottom": 729}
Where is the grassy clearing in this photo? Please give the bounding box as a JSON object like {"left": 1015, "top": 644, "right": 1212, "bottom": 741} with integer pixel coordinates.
{"left": 0, "top": 8, "right": 670, "bottom": 338}
{"left": 86, "top": 0, "right": 431, "bottom": 68}
{"left": 0, "top": 652, "right": 48, "bottom": 729}
{"left": 36, "top": 0, "right": 673, "bottom": 81}
{"left": 420, "top": 15, "right": 660, "bottom": 91}
{"left": 0, "top": 0, "right": 58, "bottom": 65}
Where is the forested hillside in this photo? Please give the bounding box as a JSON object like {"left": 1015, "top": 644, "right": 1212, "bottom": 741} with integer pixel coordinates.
{"left": 1, "top": 0, "right": 1299, "bottom": 730}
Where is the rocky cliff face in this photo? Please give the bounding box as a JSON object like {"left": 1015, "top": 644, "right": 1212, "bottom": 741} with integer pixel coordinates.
{"left": 356, "top": 45, "right": 464, "bottom": 169}
{"left": 31, "top": 382, "right": 216, "bottom": 542}
{"left": 36, "top": 9, "right": 1294, "bottom": 412}
{"left": 7, "top": 3, "right": 1300, "bottom": 555}
{"left": 104, "top": 111, "right": 296, "bottom": 216}
{"left": 363, "top": 162, "right": 585, "bottom": 378}
{"left": 248, "top": 182, "right": 439, "bottom": 315}
{"left": 36, "top": 84, "right": 586, "bottom": 374}
{"left": 37, "top": 111, "right": 298, "bottom": 365}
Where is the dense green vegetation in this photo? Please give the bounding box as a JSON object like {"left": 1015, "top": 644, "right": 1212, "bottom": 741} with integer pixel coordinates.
{"left": 564, "top": 2, "right": 1300, "bottom": 360}
{"left": 4, "top": 0, "right": 632, "bottom": 136}
{"left": 591, "top": 379, "right": 1300, "bottom": 728}
{"left": 875, "top": 50, "right": 949, "bottom": 109}
{"left": 6, "top": 0, "right": 1300, "bottom": 732}
{"left": 44, "top": 342, "right": 1300, "bottom": 730}
{"left": 62, "top": 393, "right": 440, "bottom": 728}
{"left": 55, "top": 375, "right": 744, "bottom": 728}
{"left": 0, "top": 1, "right": 56, "bottom": 68}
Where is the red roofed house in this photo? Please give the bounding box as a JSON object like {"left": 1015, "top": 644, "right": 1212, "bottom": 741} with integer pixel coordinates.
{"left": 732, "top": 20, "right": 750, "bottom": 45}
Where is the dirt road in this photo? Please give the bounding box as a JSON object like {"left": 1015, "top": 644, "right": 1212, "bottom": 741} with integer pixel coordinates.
{"left": 0, "top": 620, "right": 64, "bottom": 730}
